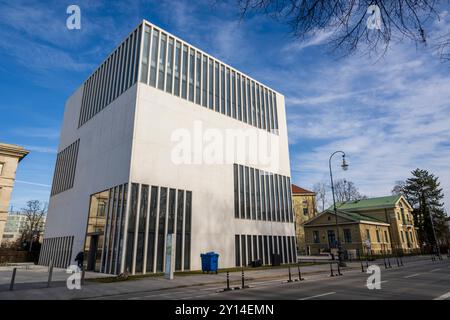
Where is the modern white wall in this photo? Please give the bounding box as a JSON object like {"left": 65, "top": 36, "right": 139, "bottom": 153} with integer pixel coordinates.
{"left": 44, "top": 84, "right": 138, "bottom": 263}
{"left": 130, "top": 83, "right": 294, "bottom": 270}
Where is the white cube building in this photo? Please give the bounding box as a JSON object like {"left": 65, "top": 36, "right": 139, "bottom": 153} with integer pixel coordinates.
{"left": 39, "top": 20, "right": 296, "bottom": 274}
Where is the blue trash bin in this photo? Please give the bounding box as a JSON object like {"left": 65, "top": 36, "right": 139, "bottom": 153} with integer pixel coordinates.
{"left": 200, "top": 252, "right": 219, "bottom": 274}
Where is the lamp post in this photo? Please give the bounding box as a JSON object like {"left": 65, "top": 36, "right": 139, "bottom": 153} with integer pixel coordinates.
{"left": 329, "top": 151, "right": 349, "bottom": 267}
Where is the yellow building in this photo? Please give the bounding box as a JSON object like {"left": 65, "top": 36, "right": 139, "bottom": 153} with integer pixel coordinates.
{"left": 0, "top": 143, "right": 29, "bottom": 243}
{"left": 292, "top": 184, "right": 317, "bottom": 254}
{"left": 334, "top": 195, "right": 420, "bottom": 254}
{"left": 303, "top": 209, "right": 391, "bottom": 258}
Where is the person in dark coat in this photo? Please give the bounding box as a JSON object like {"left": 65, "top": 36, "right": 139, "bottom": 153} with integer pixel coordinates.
{"left": 75, "top": 251, "right": 84, "bottom": 269}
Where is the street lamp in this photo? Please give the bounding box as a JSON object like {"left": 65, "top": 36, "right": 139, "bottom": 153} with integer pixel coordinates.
{"left": 329, "top": 151, "right": 348, "bottom": 267}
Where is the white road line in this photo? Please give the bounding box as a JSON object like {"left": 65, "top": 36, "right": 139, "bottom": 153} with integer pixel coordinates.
{"left": 404, "top": 273, "right": 421, "bottom": 278}
{"left": 430, "top": 268, "right": 442, "bottom": 272}
{"left": 298, "top": 292, "right": 336, "bottom": 300}
{"left": 434, "top": 292, "right": 450, "bottom": 300}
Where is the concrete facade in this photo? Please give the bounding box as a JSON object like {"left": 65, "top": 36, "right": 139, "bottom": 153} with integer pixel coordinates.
{"left": 0, "top": 143, "right": 29, "bottom": 243}
{"left": 40, "top": 20, "right": 296, "bottom": 274}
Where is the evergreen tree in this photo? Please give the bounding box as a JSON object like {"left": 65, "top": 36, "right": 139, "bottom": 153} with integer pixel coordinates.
{"left": 394, "top": 169, "right": 447, "bottom": 248}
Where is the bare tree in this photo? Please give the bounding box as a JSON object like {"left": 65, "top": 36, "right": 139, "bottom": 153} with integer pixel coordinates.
{"left": 233, "top": 0, "right": 449, "bottom": 61}
{"left": 313, "top": 182, "right": 327, "bottom": 212}
{"left": 391, "top": 180, "right": 406, "bottom": 195}
{"left": 333, "top": 179, "right": 366, "bottom": 203}
{"left": 21, "top": 200, "right": 47, "bottom": 251}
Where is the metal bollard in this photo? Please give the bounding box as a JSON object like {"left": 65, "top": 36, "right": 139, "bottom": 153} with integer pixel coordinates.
{"left": 241, "top": 269, "right": 249, "bottom": 289}
{"left": 287, "top": 266, "right": 293, "bottom": 282}
{"left": 383, "top": 257, "right": 387, "bottom": 269}
{"left": 396, "top": 256, "right": 400, "bottom": 267}
{"left": 388, "top": 257, "right": 392, "bottom": 268}
{"left": 297, "top": 264, "right": 304, "bottom": 281}
{"left": 366, "top": 259, "right": 369, "bottom": 268}
{"left": 47, "top": 261, "right": 54, "bottom": 288}
{"left": 329, "top": 262, "right": 335, "bottom": 277}
{"left": 400, "top": 257, "right": 404, "bottom": 266}
{"left": 361, "top": 260, "right": 365, "bottom": 272}
{"left": 9, "top": 268, "right": 17, "bottom": 291}
{"left": 224, "top": 271, "right": 231, "bottom": 291}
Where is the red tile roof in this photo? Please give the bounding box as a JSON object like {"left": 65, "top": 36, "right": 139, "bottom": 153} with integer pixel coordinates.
{"left": 291, "top": 184, "right": 315, "bottom": 194}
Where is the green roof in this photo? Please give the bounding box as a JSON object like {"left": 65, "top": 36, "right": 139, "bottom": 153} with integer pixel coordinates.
{"left": 326, "top": 209, "right": 386, "bottom": 224}
{"left": 304, "top": 209, "right": 388, "bottom": 226}
{"left": 328, "top": 195, "right": 402, "bottom": 211}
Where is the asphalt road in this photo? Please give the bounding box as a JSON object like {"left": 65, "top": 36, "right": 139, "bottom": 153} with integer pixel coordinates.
{"left": 93, "top": 257, "right": 450, "bottom": 300}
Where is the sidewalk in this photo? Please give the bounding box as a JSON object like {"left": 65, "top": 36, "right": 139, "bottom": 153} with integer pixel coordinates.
{"left": 0, "top": 255, "right": 435, "bottom": 300}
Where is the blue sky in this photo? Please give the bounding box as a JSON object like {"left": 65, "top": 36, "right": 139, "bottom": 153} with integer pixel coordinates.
{"left": 1, "top": 0, "right": 449, "bottom": 213}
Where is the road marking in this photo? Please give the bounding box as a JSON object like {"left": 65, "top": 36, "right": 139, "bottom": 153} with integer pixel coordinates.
{"left": 298, "top": 292, "right": 336, "bottom": 300}
{"left": 434, "top": 292, "right": 450, "bottom": 300}
{"left": 404, "top": 273, "right": 421, "bottom": 278}
{"left": 430, "top": 268, "right": 441, "bottom": 272}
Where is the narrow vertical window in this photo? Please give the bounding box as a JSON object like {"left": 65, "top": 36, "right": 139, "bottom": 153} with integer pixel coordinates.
{"left": 208, "top": 59, "right": 214, "bottom": 109}
{"left": 235, "top": 235, "right": 241, "bottom": 267}
{"left": 202, "top": 55, "right": 208, "bottom": 107}
{"left": 253, "top": 235, "right": 258, "bottom": 260}
{"left": 156, "top": 187, "right": 167, "bottom": 272}
{"left": 196, "top": 52, "right": 201, "bottom": 105}
{"left": 245, "top": 166, "right": 250, "bottom": 219}
{"left": 220, "top": 65, "right": 225, "bottom": 114}
{"left": 166, "top": 37, "right": 174, "bottom": 93}
{"left": 247, "top": 79, "right": 252, "bottom": 125}
{"left": 263, "top": 235, "right": 269, "bottom": 265}
{"left": 247, "top": 234, "right": 252, "bottom": 263}
{"left": 146, "top": 186, "right": 158, "bottom": 273}
{"left": 239, "top": 165, "right": 245, "bottom": 219}
{"left": 256, "top": 169, "right": 261, "bottom": 220}
{"left": 174, "top": 41, "right": 181, "bottom": 96}
{"left": 273, "top": 92, "right": 279, "bottom": 131}
{"left": 175, "top": 190, "right": 184, "bottom": 270}
{"left": 241, "top": 235, "right": 247, "bottom": 267}
{"left": 214, "top": 62, "right": 220, "bottom": 111}
{"left": 258, "top": 235, "right": 263, "bottom": 264}
{"left": 287, "top": 177, "right": 293, "bottom": 222}
{"left": 234, "top": 164, "right": 239, "bottom": 218}
{"left": 250, "top": 168, "right": 256, "bottom": 220}
{"left": 264, "top": 88, "right": 270, "bottom": 131}
{"left": 269, "top": 91, "right": 275, "bottom": 132}
{"left": 188, "top": 49, "right": 195, "bottom": 102}
{"left": 157, "top": 33, "right": 167, "bottom": 90}
{"left": 237, "top": 74, "right": 242, "bottom": 121}
{"left": 226, "top": 68, "right": 231, "bottom": 116}
{"left": 149, "top": 29, "right": 159, "bottom": 87}
{"left": 184, "top": 191, "right": 192, "bottom": 270}
{"left": 125, "top": 183, "right": 139, "bottom": 272}
{"left": 270, "top": 174, "right": 276, "bottom": 221}
{"left": 261, "top": 173, "right": 266, "bottom": 221}
{"left": 266, "top": 172, "right": 271, "bottom": 221}
{"left": 242, "top": 77, "right": 247, "bottom": 123}
{"left": 275, "top": 175, "right": 280, "bottom": 221}
{"left": 231, "top": 71, "right": 236, "bottom": 119}
{"left": 260, "top": 85, "right": 266, "bottom": 130}
{"left": 140, "top": 26, "right": 150, "bottom": 83}
{"left": 135, "top": 184, "right": 148, "bottom": 273}
{"left": 256, "top": 84, "right": 262, "bottom": 129}
{"left": 167, "top": 188, "right": 176, "bottom": 235}
{"left": 181, "top": 45, "right": 188, "bottom": 99}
